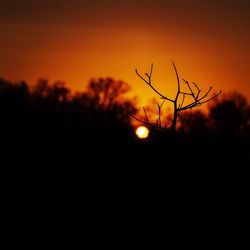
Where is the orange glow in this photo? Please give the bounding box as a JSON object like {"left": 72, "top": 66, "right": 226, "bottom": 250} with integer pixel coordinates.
{"left": 135, "top": 126, "right": 149, "bottom": 139}
{"left": 0, "top": 1, "right": 249, "bottom": 107}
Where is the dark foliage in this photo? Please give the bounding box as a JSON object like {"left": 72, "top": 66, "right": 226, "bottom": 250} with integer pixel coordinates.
{"left": 209, "top": 91, "right": 250, "bottom": 138}
{"left": 0, "top": 77, "right": 249, "bottom": 249}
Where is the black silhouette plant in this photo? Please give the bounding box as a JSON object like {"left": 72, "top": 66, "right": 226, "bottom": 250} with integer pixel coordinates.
{"left": 130, "top": 61, "right": 222, "bottom": 133}
{"left": 208, "top": 91, "right": 250, "bottom": 137}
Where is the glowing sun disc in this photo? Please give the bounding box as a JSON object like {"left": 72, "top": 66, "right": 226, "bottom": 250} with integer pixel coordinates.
{"left": 135, "top": 126, "right": 149, "bottom": 139}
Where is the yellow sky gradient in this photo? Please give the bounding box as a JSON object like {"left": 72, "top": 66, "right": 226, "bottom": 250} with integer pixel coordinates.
{"left": 0, "top": 0, "right": 249, "bottom": 107}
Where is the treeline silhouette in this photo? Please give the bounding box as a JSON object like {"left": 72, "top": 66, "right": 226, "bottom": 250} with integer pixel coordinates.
{"left": 1, "top": 76, "right": 250, "bottom": 249}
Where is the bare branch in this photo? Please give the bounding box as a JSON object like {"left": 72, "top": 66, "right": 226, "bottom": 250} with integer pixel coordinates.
{"left": 132, "top": 61, "right": 222, "bottom": 133}
{"left": 192, "top": 82, "right": 201, "bottom": 99}
{"left": 172, "top": 61, "right": 181, "bottom": 100}
{"left": 135, "top": 66, "right": 174, "bottom": 103}
{"left": 156, "top": 100, "right": 165, "bottom": 126}
{"left": 179, "top": 95, "right": 186, "bottom": 109}
{"left": 180, "top": 91, "right": 193, "bottom": 96}
{"left": 129, "top": 113, "right": 166, "bottom": 130}
{"left": 199, "top": 89, "right": 222, "bottom": 104}
{"left": 182, "top": 78, "right": 196, "bottom": 99}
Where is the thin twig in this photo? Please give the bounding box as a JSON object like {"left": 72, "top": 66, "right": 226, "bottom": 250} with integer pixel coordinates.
{"left": 132, "top": 62, "right": 222, "bottom": 133}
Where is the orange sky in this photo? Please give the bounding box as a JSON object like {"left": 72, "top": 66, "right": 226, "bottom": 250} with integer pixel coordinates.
{"left": 0, "top": 0, "right": 249, "bottom": 107}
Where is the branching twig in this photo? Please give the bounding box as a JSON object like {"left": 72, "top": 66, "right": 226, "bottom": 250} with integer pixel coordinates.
{"left": 135, "top": 64, "right": 174, "bottom": 103}
{"left": 132, "top": 62, "right": 222, "bottom": 133}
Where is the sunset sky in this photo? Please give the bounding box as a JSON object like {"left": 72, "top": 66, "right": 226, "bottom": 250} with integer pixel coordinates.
{"left": 0, "top": 0, "right": 249, "bottom": 106}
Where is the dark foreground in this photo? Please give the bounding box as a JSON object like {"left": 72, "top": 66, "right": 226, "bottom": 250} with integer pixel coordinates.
{"left": 1, "top": 126, "right": 250, "bottom": 249}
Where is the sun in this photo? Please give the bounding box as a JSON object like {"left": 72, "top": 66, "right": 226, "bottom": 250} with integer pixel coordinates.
{"left": 135, "top": 126, "right": 149, "bottom": 139}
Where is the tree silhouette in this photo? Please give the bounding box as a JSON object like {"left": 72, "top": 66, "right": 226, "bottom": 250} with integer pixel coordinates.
{"left": 83, "top": 77, "right": 137, "bottom": 126}
{"left": 131, "top": 61, "right": 221, "bottom": 133}
{"left": 0, "top": 78, "right": 30, "bottom": 131}
{"left": 208, "top": 91, "right": 250, "bottom": 137}
{"left": 178, "top": 110, "right": 210, "bottom": 136}
{"left": 32, "top": 79, "right": 70, "bottom": 103}
{"left": 0, "top": 76, "right": 139, "bottom": 149}
{"left": 86, "top": 77, "right": 131, "bottom": 108}
{"left": 1, "top": 74, "right": 250, "bottom": 250}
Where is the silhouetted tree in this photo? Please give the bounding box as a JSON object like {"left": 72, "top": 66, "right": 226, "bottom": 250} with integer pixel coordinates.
{"left": 1, "top": 75, "right": 250, "bottom": 250}
{"left": 31, "top": 79, "right": 70, "bottom": 103}
{"left": 0, "top": 78, "right": 30, "bottom": 109}
{"left": 131, "top": 61, "right": 221, "bottom": 133}
{"left": 82, "top": 77, "right": 137, "bottom": 126}
{"left": 178, "top": 110, "right": 210, "bottom": 136}
{"left": 86, "top": 77, "right": 130, "bottom": 106}
{"left": 208, "top": 91, "right": 250, "bottom": 138}
{"left": 0, "top": 78, "right": 30, "bottom": 130}
{"left": 28, "top": 79, "right": 72, "bottom": 132}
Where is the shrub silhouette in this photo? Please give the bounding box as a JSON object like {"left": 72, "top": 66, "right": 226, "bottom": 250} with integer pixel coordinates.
{"left": 32, "top": 78, "right": 70, "bottom": 102}
{"left": 0, "top": 76, "right": 137, "bottom": 146}
{"left": 63, "top": 77, "right": 137, "bottom": 145}
{"left": 86, "top": 77, "right": 131, "bottom": 107}
{"left": 178, "top": 109, "right": 210, "bottom": 136}
{"left": 84, "top": 77, "right": 137, "bottom": 125}
{"left": 208, "top": 91, "right": 250, "bottom": 138}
